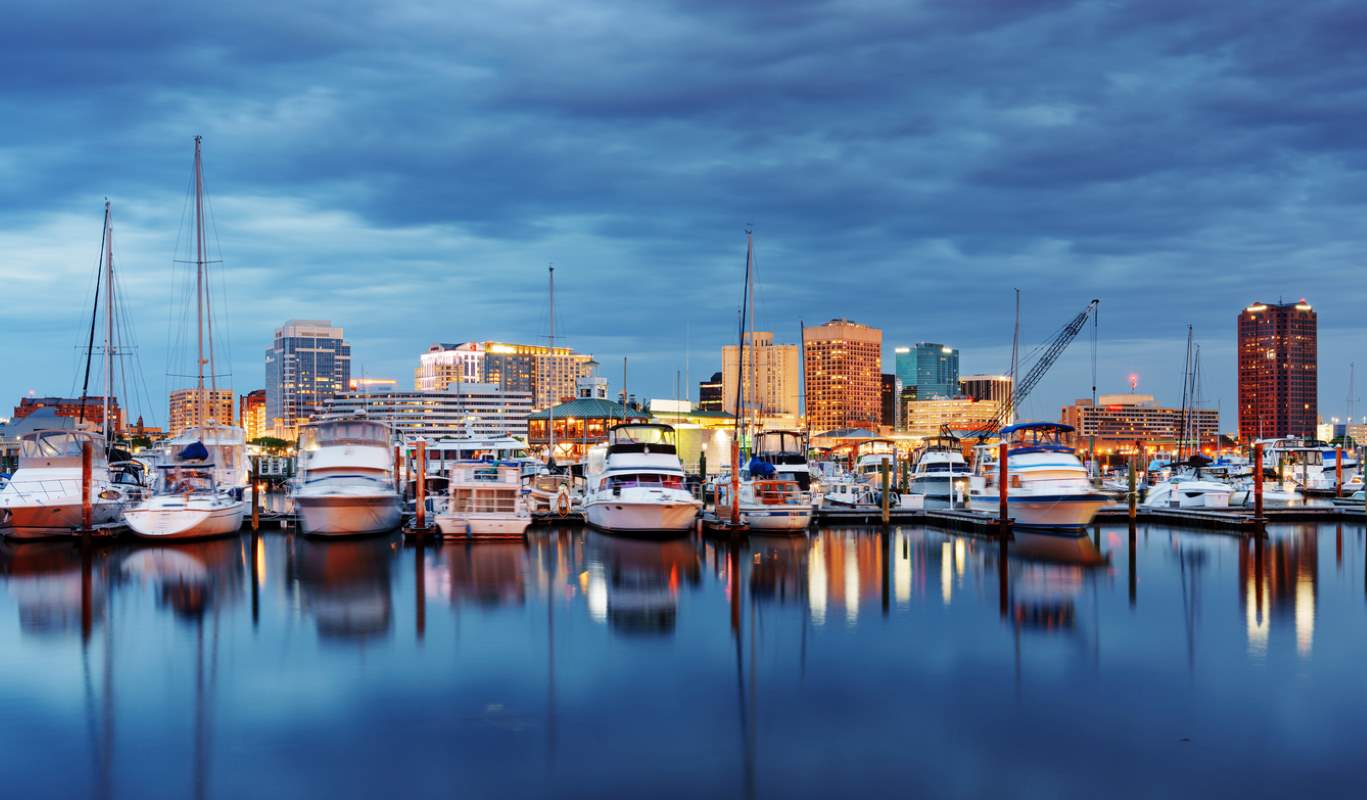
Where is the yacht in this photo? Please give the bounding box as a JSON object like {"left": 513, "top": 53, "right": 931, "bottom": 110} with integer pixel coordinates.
{"left": 753, "top": 430, "right": 822, "bottom": 505}
{"left": 909, "top": 437, "right": 976, "bottom": 508}
{"left": 582, "top": 424, "right": 701, "bottom": 535}
{"left": 1257, "top": 437, "right": 1356, "bottom": 494}
{"left": 293, "top": 419, "right": 404, "bottom": 536}
{"left": 1142, "top": 475, "right": 1234, "bottom": 509}
{"left": 968, "top": 423, "right": 1109, "bottom": 528}
{"left": 850, "top": 439, "right": 900, "bottom": 484}
{"left": 434, "top": 460, "right": 532, "bottom": 539}
{"left": 0, "top": 429, "right": 126, "bottom": 539}
{"left": 709, "top": 459, "right": 812, "bottom": 532}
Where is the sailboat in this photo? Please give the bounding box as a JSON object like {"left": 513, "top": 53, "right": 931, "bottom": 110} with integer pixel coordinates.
{"left": 1, "top": 203, "right": 130, "bottom": 539}
{"left": 125, "top": 136, "right": 247, "bottom": 540}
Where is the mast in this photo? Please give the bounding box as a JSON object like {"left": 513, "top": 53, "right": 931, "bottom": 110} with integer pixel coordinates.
{"left": 1009, "top": 289, "right": 1020, "bottom": 425}
{"left": 103, "top": 201, "right": 114, "bottom": 441}
{"left": 548, "top": 264, "right": 556, "bottom": 463}
{"left": 1178, "top": 325, "right": 1193, "bottom": 461}
{"left": 79, "top": 206, "right": 109, "bottom": 427}
{"left": 193, "top": 136, "right": 208, "bottom": 432}
{"left": 731, "top": 229, "right": 754, "bottom": 525}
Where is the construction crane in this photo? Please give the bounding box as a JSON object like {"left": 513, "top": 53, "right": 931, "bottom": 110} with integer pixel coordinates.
{"left": 950, "top": 298, "right": 1100, "bottom": 440}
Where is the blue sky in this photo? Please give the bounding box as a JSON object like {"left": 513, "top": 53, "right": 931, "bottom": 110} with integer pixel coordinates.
{"left": 3, "top": 0, "right": 1365, "bottom": 429}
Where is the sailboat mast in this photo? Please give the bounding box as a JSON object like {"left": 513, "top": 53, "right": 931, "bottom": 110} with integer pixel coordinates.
{"left": 194, "top": 136, "right": 206, "bottom": 412}
{"left": 1009, "top": 288, "right": 1021, "bottom": 425}
{"left": 79, "top": 207, "right": 109, "bottom": 426}
{"left": 104, "top": 201, "right": 114, "bottom": 441}
{"left": 730, "top": 229, "right": 753, "bottom": 525}
{"left": 1178, "top": 325, "right": 1193, "bottom": 461}
{"left": 548, "top": 264, "right": 555, "bottom": 461}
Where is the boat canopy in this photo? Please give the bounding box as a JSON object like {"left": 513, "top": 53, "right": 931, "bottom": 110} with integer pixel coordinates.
{"left": 301, "top": 419, "right": 391, "bottom": 450}
{"left": 609, "top": 423, "right": 676, "bottom": 446}
{"left": 19, "top": 430, "right": 109, "bottom": 466}
{"left": 999, "top": 422, "right": 1075, "bottom": 435}
{"left": 754, "top": 430, "right": 804, "bottom": 454}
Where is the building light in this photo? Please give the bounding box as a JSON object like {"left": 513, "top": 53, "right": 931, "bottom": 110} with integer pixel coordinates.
{"left": 1246, "top": 304, "right": 1268, "bottom": 312}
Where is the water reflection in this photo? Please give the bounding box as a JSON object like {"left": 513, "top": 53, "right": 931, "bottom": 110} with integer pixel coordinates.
{"left": 120, "top": 538, "right": 244, "bottom": 621}
{"left": 1240, "top": 525, "right": 1319, "bottom": 658}
{"left": 288, "top": 534, "right": 397, "bottom": 641}
{"left": 584, "top": 532, "right": 700, "bottom": 635}
{"left": 426, "top": 540, "right": 527, "bottom": 607}
{"left": 0, "top": 541, "right": 106, "bottom": 636}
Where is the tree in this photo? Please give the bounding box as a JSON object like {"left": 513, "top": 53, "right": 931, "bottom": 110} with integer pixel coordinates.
{"left": 250, "top": 436, "right": 291, "bottom": 454}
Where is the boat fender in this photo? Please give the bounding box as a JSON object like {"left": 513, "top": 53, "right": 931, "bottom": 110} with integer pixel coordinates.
{"left": 556, "top": 486, "right": 571, "bottom": 517}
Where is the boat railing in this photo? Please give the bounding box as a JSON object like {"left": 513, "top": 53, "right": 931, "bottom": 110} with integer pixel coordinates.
{"left": 2, "top": 477, "right": 88, "bottom": 503}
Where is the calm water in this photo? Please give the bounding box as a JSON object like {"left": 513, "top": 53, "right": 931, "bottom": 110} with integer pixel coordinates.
{"left": 3, "top": 522, "right": 1366, "bottom": 799}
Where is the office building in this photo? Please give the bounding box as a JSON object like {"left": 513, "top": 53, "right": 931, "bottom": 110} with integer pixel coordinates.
{"left": 721, "top": 332, "right": 801, "bottom": 419}
{"left": 320, "top": 384, "right": 532, "bottom": 439}
{"left": 697, "top": 372, "right": 724, "bottom": 412}
{"left": 1238, "top": 300, "right": 1317, "bottom": 439}
{"left": 803, "top": 319, "right": 883, "bottom": 432}
{"left": 415, "top": 341, "right": 592, "bottom": 410}
{"left": 881, "top": 374, "right": 899, "bottom": 429}
{"left": 11, "top": 395, "right": 123, "bottom": 435}
{"left": 902, "top": 397, "right": 1001, "bottom": 439}
{"left": 265, "top": 320, "right": 351, "bottom": 432}
{"left": 1061, "top": 393, "right": 1220, "bottom": 453}
{"left": 894, "top": 343, "right": 959, "bottom": 400}
{"left": 960, "top": 374, "right": 1013, "bottom": 405}
{"left": 169, "top": 388, "right": 234, "bottom": 437}
{"left": 238, "top": 389, "right": 267, "bottom": 441}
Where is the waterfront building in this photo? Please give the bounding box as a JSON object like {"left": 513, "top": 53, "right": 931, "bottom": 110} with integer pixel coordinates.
{"left": 881, "top": 374, "right": 899, "bottom": 429}
{"left": 239, "top": 389, "right": 267, "bottom": 441}
{"left": 894, "top": 343, "right": 959, "bottom": 400}
{"left": 527, "top": 397, "right": 648, "bottom": 462}
{"left": 803, "top": 319, "right": 883, "bottom": 433}
{"left": 1318, "top": 420, "right": 1367, "bottom": 445}
{"left": 1238, "top": 300, "right": 1317, "bottom": 439}
{"left": 168, "top": 388, "right": 234, "bottom": 437}
{"left": 11, "top": 395, "right": 123, "bottom": 436}
{"left": 1060, "top": 393, "right": 1220, "bottom": 453}
{"left": 697, "top": 371, "right": 724, "bottom": 412}
{"left": 902, "top": 396, "right": 1001, "bottom": 439}
{"left": 960, "top": 374, "right": 1013, "bottom": 406}
{"left": 319, "top": 384, "right": 532, "bottom": 439}
{"left": 721, "top": 332, "right": 801, "bottom": 419}
{"left": 415, "top": 341, "right": 592, "bottom": 410}
{"left": 265, "top": 320, "right": 352, "bottom": 432}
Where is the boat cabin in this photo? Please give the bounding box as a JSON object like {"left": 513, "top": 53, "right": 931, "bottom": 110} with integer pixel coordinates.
{"left": 300, "top": 419, "right": 391, "bottom": 451}
{"left": 607, "top": 423, "right": 677, "bottom": 456}
{"left": 446, "top": 461, "right": 523, "bottom": 514}
{"left": 155, "top": 464, "right": 220, "bottom": 496}
{"left": 1000, "top": 422, "right": 1076, "bottom": 454}
{"left": 18, "top": 430, "right": 109, "bottom": 469}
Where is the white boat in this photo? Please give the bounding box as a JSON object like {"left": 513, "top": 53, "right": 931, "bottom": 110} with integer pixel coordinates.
{"left": 909, "top": 438, "right": 977, "bottom": 508}
{"left": 1256, "top": 437, "right": 1357, "bottom": 493}
{"left": 582, "top": 424, "right": 701, "bottom": 535}
{"left": 526, "top": 470, "right": 583, "bottom": 517}
{"left": 0, "top": 430, "right": 126, "bottom": 539}
{"left": 124, "top": 463, "right": 244, "bottom": 539}
{"left": 1142, "top": 473, "right": 1234, "bottom": 509}
{"left": 968, "top": 423, "right": 1109, "bottom": 528}
{"left": 710, "top": 470, "right": 812, "bottom": 532}
{"left": 293, "top": 419, "right": 404, "bottom": 537}
{"left": 820, "top": 472, "right": 877, "bottom": 508}
{"left": 434, "top": 460, "right": 532, "bottom": 539}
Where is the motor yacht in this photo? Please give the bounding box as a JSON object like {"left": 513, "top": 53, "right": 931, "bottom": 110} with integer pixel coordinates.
{"left": 582, "top": 424, "right": 701, "bottom": 535}
{"left": 293, "top": 419, "right": 404, "bottom": 536}
{"left": 967, "top": 423, "right": 1109, "bottom": 528}
{"left": 909, "top": 437, "right": 976, "bottom": 508}
{"left": 0, "top": 429, "right": 126, "bottom": 539}
{"left": 1142, "top": 474, "right": 1235, "bottom": 509}
{"left": 434, "top": 460, "right": 532, "bottom": 539}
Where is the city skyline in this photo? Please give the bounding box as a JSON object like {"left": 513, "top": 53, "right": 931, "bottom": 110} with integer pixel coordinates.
{"left": 3, "top": 2, "right": 1366, "bottom": 430}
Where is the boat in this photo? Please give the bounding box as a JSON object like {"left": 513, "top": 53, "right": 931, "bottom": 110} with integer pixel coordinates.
{"left": 1142, "top": 475, "right": 1234, "bottom": 509}
{"left": 582, "top": 423, "right": 701, "bottom": 535}
{"left": 1256, "top": 437, "right": 1356, "bottom": 494}
{"left": 434, "top": 460, "right": 532, "bottom": 539}
{"left": 909, "top": 437, "right": 977, "bottom": 508}
{"left": 292, "top": 419, "right": 404, "bottom": 536}
{"left": 125, "top": 137, "right": 247, "bottom": 540}
{"left": 968, "top": 423, "right": 1109, "bottom": 528}
{"left": 0, "top": 429, "right": 126, "bottom": 539}
{"left": 709, "top": 458, "right": 813, "bottom": 532}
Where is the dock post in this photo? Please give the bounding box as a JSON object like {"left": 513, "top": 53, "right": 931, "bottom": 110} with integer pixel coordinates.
{"left": 394, "top": 444, "right": 402, "bottom": 492}
{"left": 1301, "top": 457, "right": 1308, "bottom": 496}
{"left": 1127, "top": 520, "right": 1137, "bottom": 607}
{"left": 997, "top": 441, "right": 1009, "bottom": 535}
{"left": 1336, "top": 446, "right": 1344, "bottom": 497}
{"left": 1253, "top": 443, "right": 1264, "bottom": 521}
{"left": 1127, "top": 453, "right": 1137, "bottom": 520}
{"left": 880, "top": 457, "right": 890, "bottom": 525}
{"left": 699, "top": 451, "right": 707, "bottom": 502}
{"left": 251, "top": 456, "right": 260, "bottom": 533}
{"left": 416, "top": 440, "right": 428, "bottom": 532}
{"left": 81, "top": 439, "right": 93, "bottom": 533}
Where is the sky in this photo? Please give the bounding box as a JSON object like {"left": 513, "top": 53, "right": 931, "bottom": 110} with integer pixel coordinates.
{"left": 3, "top": 0, "right": 1366, "bottom": 430}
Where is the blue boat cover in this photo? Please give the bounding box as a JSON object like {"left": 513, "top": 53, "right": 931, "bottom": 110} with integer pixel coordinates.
{"left": 748, "top": 457, "right": 777, "bottom": 478}
{"left": 178, "top": 441, "right": 211, "bottom": 461}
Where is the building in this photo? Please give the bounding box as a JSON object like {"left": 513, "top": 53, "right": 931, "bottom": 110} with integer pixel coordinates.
{"left": 1060, "top": 393, "right": 1220, "bottom": 453}
{"left": 697, "top": 371, "right": 724, "bottom": 412}
{"left": 1238, "top": 300, "right": 1317, "bottom": 439}
{"left": 528, "top": 397, "right": 649, "bottom": 462}
{"left": 881, "top": 373, "right": 899, "bottom": 429}
{"left": 319, "top": 384, "right": 533, "bottom": 440}
{"left": 902, "top": 397, "right": 1001, "bottom": 439}
{"left": 720, "top": 332, "right": 801, "bottom": 419}
{"left": 265, "top": 320, "right": 352, "bottom": 432}
{"left": 803, "top": 319, "right": 883, "bottom": 433}
{"left": 11, "top": 395, "right": 123, "bottom": 435}
{"left": 415, "top": 341, "right": 592, "bottom": 410}
{"left": 169, "top": 388, "right": 234, "bottom": 437}
{"left": 894, "top": 343, "right": 960, "bottom": 400}
{"left": 960, "top": 374, "right": 1013, "bottom": 406}
{"left": 239, "top": 389, "right": 267, "bottom": 441}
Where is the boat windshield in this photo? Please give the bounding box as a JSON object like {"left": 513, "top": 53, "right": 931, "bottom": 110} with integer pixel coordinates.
{"left": 20, "top": 431, "right": 106, "bottom": 463}
{"left": 158, "top": 467, "right": 216, "bottom": 494}
{"left": 608, "top": 473, "right": 684, "bottom": 490}
{"left": 610, "top": 425, "right": 676, "bottom": 446}
{"left": 302, "top": 420, "right": 390, "bottom": 450}
{"left": 752, "top": 481, "right": 803, "bottom": 504}
{"left": 755, "top": 431, "right": 803, "bottom": 454}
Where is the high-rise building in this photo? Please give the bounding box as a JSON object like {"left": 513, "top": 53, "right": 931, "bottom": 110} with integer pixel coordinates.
{"left": 11, "top": 396, "right": 123, "bottom": 435}
{"left": 960, "top": 374, "right": 1013, "bottom": 405}
{"left": 320, "top": 384, "right": 533, "bottom": 439}
{"left": 902, "top": 397, "right": 1002, "bottom": 438}
{"left": 265, "top": 320, "right": 351, "bottom": 433}
{"left": 697, "top": 372, "right": 724, "bottom": 412}
{"left": 881, "top": 373, "right": 899, "bottom": 429}
{"left": 803, "top": 319, "right": 882, "bottom": 432}
{"left": 169, "top": 388, "right": 234, "bottom": 437}
{"left": 239, "top": 389, "right": 267, "bottom": 441}
{"left": 415, "top": 342, "right": 592, "bottom": 410}
{"left": 1238, "top": 300, "right": 1317, "bottom": 439}
{"left": 894, "top": 343, "right": 959, "bottom": 399}
{"left": 721, "top": 332, "right": 801, "bottom": 419}
{"left": 1061, "top": 393, "right": 1220, "bottom": 453}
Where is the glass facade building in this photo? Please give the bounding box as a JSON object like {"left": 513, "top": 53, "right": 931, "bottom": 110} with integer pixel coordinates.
{"left": 265, "top": 320, "right": 351, "bottom": 433}
{"left": 894, "top": 343, "right": 960, "bottom": 400}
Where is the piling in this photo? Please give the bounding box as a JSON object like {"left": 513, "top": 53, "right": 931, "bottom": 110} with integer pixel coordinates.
{"left": 251, "top": 456, "right": 260, "bottom": 533}
{"left": 394, "top": 444, "right": 402, "bottom": 491}
{"left": 1336, "top": 446, "right": 1344, "bottom": 497}
{"left": 997, "top": 441, "right": 1009, "bottom": 534}
{"left": 1253, "top": 443, "right": 1264, "bottom": 521}
{"left": 416, "top": 440, "right": 428, "bottom": 530}
{"left": 1127, "top": 521, "right": 1137, "bottom": 607}
{"left": 1127, "top": 453, "right": 1137, "bottom": 520}
{"left": 699, "top": 451, "right": 707, "bottom": 502}
{"left": 81, "top": 439, "right": 93, "bottom": 532}
{"left": 880, "top": 457, "right": 890, "bottom": 525}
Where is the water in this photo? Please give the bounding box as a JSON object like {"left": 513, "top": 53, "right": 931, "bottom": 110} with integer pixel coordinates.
{"left": 3, "top": 522, "right": 1366, "bottom": 799}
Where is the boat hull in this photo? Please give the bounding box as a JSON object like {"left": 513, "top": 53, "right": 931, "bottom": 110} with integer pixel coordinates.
{"left": 434, "top": 513, "right": 532, "bottom": 539}
{"left": 125, "top": 502, "right": 245, "bottom": 540}
{"left": 0, "top": 501, "right": 124, "bottom": 540}
{"left": 973, "top": 493, "right": 1108, "bottom": 529}
{"left": 295, "top": 494, "right": 404, "bottom": 537}
{"left": 743, "top": 507, "right": 812, "bottom": 532}
{"left": 584, "top": 500, "right": 699, "bottom": 535}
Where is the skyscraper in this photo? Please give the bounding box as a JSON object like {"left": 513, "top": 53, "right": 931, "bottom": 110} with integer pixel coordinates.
{"left": 169, "top": 388, "right": 234, "bottom": 437}
{"left": 265, "top": 320, "right": 351, "bottom": 433}
{"left": 802, "top": 319, "right": 882, "bottom": 432}
{"left": 721, "top": 332, "right": 801, "bottom": 419}
{"left": 239, "top": 389, "right": 267, "bottom": 441}
{"left": 1238, "top": 300, "right": 1317, "bottom": 439}
{"left": 894, "top": 343, "right": 960, "bottom": 399}
{"left": 697, "top": 371, "right": 724, "bottom": 412}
